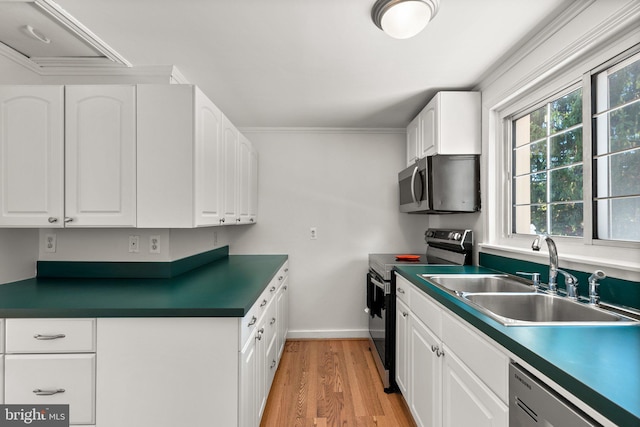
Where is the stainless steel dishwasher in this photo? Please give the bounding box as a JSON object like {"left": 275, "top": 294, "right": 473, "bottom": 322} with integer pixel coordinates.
{"left": 510, "top": 363, "right": 601, "bottom": 426}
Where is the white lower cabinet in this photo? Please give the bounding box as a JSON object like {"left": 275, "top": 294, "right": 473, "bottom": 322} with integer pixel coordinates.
{"left": 442, "top": 348, "right": 508, "bottom": 427}
{"left": 5, "top": 354, "right": 96, "bottom": 425}
{"left": 395, "top": 275, "right": 508, "bottom": 427}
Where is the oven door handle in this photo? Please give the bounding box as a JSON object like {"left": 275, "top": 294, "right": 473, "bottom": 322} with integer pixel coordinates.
{"left": 370, "top": 276, "right": 391, "bottom": 295}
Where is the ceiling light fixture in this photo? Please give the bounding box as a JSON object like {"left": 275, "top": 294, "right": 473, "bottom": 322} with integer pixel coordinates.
{"left": 371, "top": 0, "right": 439, "bottom": 39}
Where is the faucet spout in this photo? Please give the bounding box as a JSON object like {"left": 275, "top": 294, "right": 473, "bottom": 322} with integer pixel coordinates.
{"left": 532, "top": 235, "right": 559, "bottom": 293}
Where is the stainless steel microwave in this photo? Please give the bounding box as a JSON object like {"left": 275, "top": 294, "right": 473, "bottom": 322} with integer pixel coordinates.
{"left": 398, "top": 155, "right": 480, "bottom": 214}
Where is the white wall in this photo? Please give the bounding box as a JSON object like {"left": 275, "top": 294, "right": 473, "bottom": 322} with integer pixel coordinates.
{"left": 0, "top": 55, "right": 43, "bottom": 284}
{"left": 227, "top": 129, "right": 428, "bottom": 338}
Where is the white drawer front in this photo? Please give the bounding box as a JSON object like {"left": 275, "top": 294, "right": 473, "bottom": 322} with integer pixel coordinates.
{"left": 410, "top": 285, "right": 442, "bottom": 338}
{"left": 6, "top": 319, "right": 96, "bottom": 353}
{"left": 395, "top": 276, "right": 411, "bottom": 305}
{"left": 5, "top": 354, "right": 96, "bottom": 425}
{"left": 441, "top": 311, "right": 508, "bottom": 403}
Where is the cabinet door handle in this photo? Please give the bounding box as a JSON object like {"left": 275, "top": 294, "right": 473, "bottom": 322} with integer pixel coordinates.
{"left": 247, "top": 316, "right": 257, "bottom": 327}
{"left": 431, "top": 345, "right": 438, "bottom": 353}
{"left": 63, "top": 217, "right": 73, "bottom": 223}
{"left": 397, "top": 288, "right": 405, "bottom": 294}
{"left": 270, "top": 317, "right": 276, "bottom": 325}
{"left": 48, "top": 217, "right": 58, "bottom": 223}
{"left": 220, "top": 218, "right": 226, "bottom": 224}
{"left": 260, "top": 299, "right": 268, "bottom": 307}
{"left": 283, "top": 286, "right": 288, "bottom": 290}
{"left": 402, "top": 311, "right": 408, "bottom": 318}
{"left": 270, "top": 360, "right": 276, "bottom": 369}
{"left": 34, "top": 334, "right": 66, "bottom": 340}
{"left": 33, "top": 388, "right": 65, "bottom": 396}
{"left": 436, "top": 348, "right": 445, "bottom": 358}
{"left": 256, "top": 328, "right": 264, "bottom": 340}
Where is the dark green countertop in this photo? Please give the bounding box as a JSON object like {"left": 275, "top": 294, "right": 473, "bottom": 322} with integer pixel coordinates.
{"left": 395, "top": 265, "right": 639, "bottom": 427}
{"left": 0, "top": 255, "right": 288, "bottom": 318}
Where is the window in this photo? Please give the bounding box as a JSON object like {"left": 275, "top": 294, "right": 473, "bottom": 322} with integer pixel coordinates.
{"left": 512, "top": 88, "right": 584, "bottom": 237}
{"left": 592, "top": 53, "right": 640, "bottom": 242}
{"left": 510, "top": 51, "right": 640, "bottom": 243}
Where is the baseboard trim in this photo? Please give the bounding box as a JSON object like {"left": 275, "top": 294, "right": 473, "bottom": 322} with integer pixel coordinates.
{"left": 287, "top": 329, "right": 370, "bottom": 339}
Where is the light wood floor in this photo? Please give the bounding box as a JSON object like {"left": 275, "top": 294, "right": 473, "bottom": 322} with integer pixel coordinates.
{"left": 260, "top": 339, "right": 417, "bottom": 427}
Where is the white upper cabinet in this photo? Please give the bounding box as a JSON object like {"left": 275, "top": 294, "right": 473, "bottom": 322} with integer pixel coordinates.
{"left": 237, "top": 133, "right": 258, "bottom": 224}
{"left": 406, "top": 91, "right": 480, "bottom": 165}
{"left": 137, "top": 84, "right": 224, "bottom": 227}
{"left": 222, "top": 117, "right": 239, "bottom": 225}
{"left": 0, "top": 86, "right": 64, "bottom": 227}
{"left": 0, "top": 85, "right": 136, "bottom": 228}
{"left": 65, "top": 85, "right": 137, "bottom": 227}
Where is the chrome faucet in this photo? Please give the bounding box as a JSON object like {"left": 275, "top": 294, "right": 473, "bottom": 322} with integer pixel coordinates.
{"left": 588, "top": 270, "right": 606, "bottom": 305}
{"left": 532, "top": 235, "right": 559, "bottom": 293}
{"left": 531, "top": 235, "right": 578, "bottom": 297}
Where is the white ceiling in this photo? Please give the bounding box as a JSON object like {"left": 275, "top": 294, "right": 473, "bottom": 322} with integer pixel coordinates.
{"left": 53, "top": 0, "right": 574, "bottom": 128}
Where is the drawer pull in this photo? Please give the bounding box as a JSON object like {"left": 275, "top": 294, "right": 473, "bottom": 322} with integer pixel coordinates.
{"left": 260, "top": 299, "right": 268, "bottom": 308}
{"left": 270, "top": 286, "right": 276, "bottom": 293}
{"left": 270, "top": 317, "right": 276, "bottom": 325}
{"left": 34, "top": 334, "right": 66, "bottom": 340}
{"left": 270, "top": 360, "right": 276, "bottom": 369}
{"left": 397, "top": 288, "right": 405, "bottom": 294}
{"left": 33, "top": 388, "right": 65, "bottom": 396}
{"left": 247, "top": 316, "right": 257, "bottom": 327}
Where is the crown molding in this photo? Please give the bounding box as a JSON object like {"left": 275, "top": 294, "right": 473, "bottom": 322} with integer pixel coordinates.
{"left": 238, "top": 127, "right": 406, "bottom": 135}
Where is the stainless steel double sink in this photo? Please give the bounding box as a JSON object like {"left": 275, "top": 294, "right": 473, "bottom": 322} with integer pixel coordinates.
{"left": 419, "top": 274, "right": 639, "bottom": 326}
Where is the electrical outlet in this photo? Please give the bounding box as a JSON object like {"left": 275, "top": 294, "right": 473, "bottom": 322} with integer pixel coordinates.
{"left": 128, "top": 235, "right": 140, "bottom": 253}
{"left": 149, "top": 235, "right": 161, "bottom": 254}
{"left": 310, "top": 227, "right": 317, "bottom": 240}
{"left": 44, "top": 233, "right": 56, "bottom": 253}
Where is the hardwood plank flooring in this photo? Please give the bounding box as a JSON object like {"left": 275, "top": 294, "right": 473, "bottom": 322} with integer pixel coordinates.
{"left": 261, "top": 339, "right": 416, "bottom": 427}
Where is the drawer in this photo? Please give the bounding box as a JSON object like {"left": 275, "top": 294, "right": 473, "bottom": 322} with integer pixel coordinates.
{"left": 395, "top": 275, "right": 411, "bottom": 305}
{"left": 275, "top": 261, "right": 289, "bottom": 289}
{"left": 6, "top": 318, "right": 96, "bottom": 353}
{"left": 441, "top": 311, "right": 508, "bottom": 403}
{"left": 5, "top": 354, "right": 96, "bottom": 425}
{"left": 409, "top": 285, "right": 442, "bottom": 338}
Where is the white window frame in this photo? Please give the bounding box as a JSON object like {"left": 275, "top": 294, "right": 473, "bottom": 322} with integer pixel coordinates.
{"left": 482, "top": 37, "right": 640, "bottom": 282}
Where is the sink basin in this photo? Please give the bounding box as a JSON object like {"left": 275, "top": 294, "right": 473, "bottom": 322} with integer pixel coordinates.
{"left": 463, "top": 293, "right": 639, "bottom": 326}
{"left": 421, "top": 274, "right": 534, "bottom": 294}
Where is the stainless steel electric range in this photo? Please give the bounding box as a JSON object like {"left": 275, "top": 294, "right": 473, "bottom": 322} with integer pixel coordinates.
{"left": 366, "top": 228, "right": 473, "bottom": 392}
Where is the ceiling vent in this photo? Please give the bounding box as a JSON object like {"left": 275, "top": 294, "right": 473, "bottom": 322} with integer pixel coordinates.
{"left": 0, "top": 0, "right": 130, "bottom": 71}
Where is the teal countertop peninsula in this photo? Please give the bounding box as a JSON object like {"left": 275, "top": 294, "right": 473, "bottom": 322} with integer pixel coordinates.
{"left": 0, "top": 253, "right": 288, "bottom": 318}
{"left": 394, "top": 265, "right": 639, "bottom": 427}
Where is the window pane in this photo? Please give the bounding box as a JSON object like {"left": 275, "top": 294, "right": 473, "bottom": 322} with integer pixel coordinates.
{"left": 609, "top": 101, "right": 640, "bottom": 152}
{"left": 514, "top": 205, "right": 547, "bottom": 235}
{"left": 515, "top": 173, "right": 546, "bottom": 204}
{"left": 596, "top": 197, "right": 640, "bottom": 241}
{"left": 550, "top": 203, "right": 583, "bottom": 237}
{"left": 551, "top": 89, "right": 582, "bottom": 133}
{"left": 596, "top": 150, "right": 640, "bottom": 198}
{"left": 550, "top": 166, "right": 583, "bottom": 202}
{"left": 514, "top": 140, "right": 546, "bottom": 175}
{"left": 607, "top": 58, "right": 640, "bottom": 110}
{"left": 550, "top": 129, "right": 582, "bottom": 168}
{"left": 529, "top": 106, "right": 547, "bottom": 141}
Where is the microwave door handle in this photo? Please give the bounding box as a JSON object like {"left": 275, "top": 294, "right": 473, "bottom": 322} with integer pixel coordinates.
{"left": 410, "top": 165, "right": 419, "bottom": 205}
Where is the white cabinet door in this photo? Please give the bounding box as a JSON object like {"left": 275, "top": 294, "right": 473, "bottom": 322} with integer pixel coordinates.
{"left": 5, "top": 354, "right": 96, "bottom": 425}
{"left": 395, "top": 298, "right": 410, "bottom": 396}
{"left": 442, "top": 347, "right": 508, "bottom": 427}
{"left": 222, "top": 117, "right": 238, "bottom": 224}
{"left": 239, "top": 328, "right": 258, "bottom": 427}
{"left": 255, "top": 318, "right": 268, "bottom": 419}
{"left": 276, "top": 277, "right": 289, "bottom": 360}
{"left": 421, "top": 99, "right": 438, "bottom": 157}
{"left": 248, "top": 145, "right": 258, "bottom": 223}
{"left": 237, "top": 133, "right": 252, "bottom": 224}
{"left": 0, "top": 86, "right": 64, "bottom": 227}
{"left": 409, "top": 314, "right": 442, "bottom": 427}
{"left": 406, "top": 114, "right": 421, "bottom": 166}
{"left": 65, "top": 85, "right": 136, "bottom": 227}
{"left": 194, "top": 87, "right": 224, "bottom": 226}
